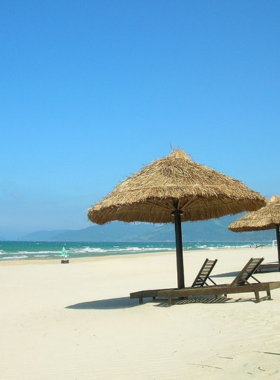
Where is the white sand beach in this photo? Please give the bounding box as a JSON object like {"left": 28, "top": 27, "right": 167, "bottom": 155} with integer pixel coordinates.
{"left": 1, "top": 246, "right": 280, "bottom": 380}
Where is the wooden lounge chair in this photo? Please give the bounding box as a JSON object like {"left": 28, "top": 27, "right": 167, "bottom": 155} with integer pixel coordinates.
{"left": 191, "top": 258, "right": 217, "bottom": 287}
{"left": 130, "top": 258, "right": 217, "bottom": 304}
{"left": 257, "top": 262, "right": 280, "bottom": 272}
{"left": 158, "top": 258, "right": 280, "bottom": 305}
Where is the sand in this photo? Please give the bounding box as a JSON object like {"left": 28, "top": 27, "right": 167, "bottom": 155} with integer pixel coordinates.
{"left": 1, "top": 246, "right": 280, "bottom": 380}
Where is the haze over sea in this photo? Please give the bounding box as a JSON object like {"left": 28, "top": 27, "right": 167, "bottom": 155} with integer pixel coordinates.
{"left": 0, "top": 241, "right": 273, "bottom": 262}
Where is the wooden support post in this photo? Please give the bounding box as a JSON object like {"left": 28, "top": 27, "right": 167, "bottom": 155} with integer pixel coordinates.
{"left": 276, "top": 225, "right": 280, "bottom": 271}
{"left": 172, "top": 210, "right": 185, "bottom": 289}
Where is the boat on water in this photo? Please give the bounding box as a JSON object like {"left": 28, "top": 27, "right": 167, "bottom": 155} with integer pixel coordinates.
{"left": 61, "top": 246, "right": 69, "bottom": 264}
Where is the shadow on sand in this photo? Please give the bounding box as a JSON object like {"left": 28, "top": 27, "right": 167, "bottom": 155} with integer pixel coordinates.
{"left": 66, "top": 296, "right": 139, "bottom": 310}
{"left": 212, "top": 267, "right": 279, "bottom": 279}
{"left": 211, "top": 271, "right": 240, "bottom": 279}
{"left": 66, "top": 292, "right": 262, "bottom": 310}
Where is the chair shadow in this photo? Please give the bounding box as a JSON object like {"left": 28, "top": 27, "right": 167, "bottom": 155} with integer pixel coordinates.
{"left": 66, "top": 296, "right": 139, "bottom": 310}
{"left": 211, "top": 271, "right": 240, "bottom": 279}
{"left": 155, "top": 295, "right": 260, "bottom": 307}
{"left": 212, "top": 266, "right": 280, "bottom": 278}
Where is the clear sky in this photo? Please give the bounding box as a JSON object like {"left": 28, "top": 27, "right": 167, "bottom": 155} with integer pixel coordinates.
{"left": 1, "top": 1, "right": 280, "bottom": 239}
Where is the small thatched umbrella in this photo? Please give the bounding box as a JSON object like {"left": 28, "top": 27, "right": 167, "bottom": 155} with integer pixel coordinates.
{"left": 228, "top": 195, "right": 280, "bottom": 268}
{"left": 88, "top": 149, "right": 265, "bottom": 288}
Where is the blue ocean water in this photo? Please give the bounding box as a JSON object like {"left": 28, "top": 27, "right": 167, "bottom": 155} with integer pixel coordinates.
{"left": 0, "top": 241, "right": 272, "bottom": 262}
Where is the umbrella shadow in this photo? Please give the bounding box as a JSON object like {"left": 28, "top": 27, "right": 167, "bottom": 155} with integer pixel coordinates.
{"left": 66, "top": 296, "right": 139, "bottom": 310}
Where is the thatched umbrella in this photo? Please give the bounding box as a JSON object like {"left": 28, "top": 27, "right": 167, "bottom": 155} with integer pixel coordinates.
{"left": 228, "top": 195, "right": 280, "bottom": 268}
{"left": 88, "top": 149, "right": 265, "bottom": 288}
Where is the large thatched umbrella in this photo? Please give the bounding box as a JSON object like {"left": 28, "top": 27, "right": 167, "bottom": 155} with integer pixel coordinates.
{"left": 228, "top": 195, "right": 280, "bottom": 268}
{"left": 88, "top": 149, "right": 265, "bottom": 288}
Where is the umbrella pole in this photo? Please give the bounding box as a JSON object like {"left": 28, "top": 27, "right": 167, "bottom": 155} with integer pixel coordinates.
{"left": 172, "top": 210, "right": 185, "bottom": 289}
{"left": 276, "top": 225, "right": 280, "bottom": 271}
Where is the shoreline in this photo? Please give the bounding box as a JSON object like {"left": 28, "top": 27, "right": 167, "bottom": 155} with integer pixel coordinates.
{"left": 0, "top": 245, "right": 275, "bottom": 266}
{"left": 1, "top": 240, "right": 275, "bottom": 266}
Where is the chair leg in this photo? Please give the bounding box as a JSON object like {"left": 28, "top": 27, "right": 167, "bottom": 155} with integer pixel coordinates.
{"left": 167, "top": 295, "right": 173, "bottom": 306}
{"left": 267, "top": 289, "right": 272, "bottom": 300}
{"left": 254, "top": 291, "right": 260, "bottom": 303}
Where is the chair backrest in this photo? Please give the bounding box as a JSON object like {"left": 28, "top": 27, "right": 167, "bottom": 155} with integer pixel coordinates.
{"left": 231, "top": 258, "right": 264, "bottom": 286}
{"left": 191, "top": 258, "right": 217, "bottom": 287}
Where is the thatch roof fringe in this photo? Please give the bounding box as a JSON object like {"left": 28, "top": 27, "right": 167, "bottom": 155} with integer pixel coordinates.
{"left": 88, "top": 149, "right": 265, "bottom": 225}
{"left": 228, "top": 195, "right": 280, "bottom": 232}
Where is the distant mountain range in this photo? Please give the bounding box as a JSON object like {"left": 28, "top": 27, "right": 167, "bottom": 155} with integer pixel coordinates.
{"left": 17, "top": 216, "right": 275, "bottom": 242}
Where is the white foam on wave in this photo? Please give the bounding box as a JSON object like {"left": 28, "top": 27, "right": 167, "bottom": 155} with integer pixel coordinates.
{"left": 70, "top": 247, "right": 106, "bottom": 254}
{"left": 207, "top": 244, "right": 253, "bottom": 250}
{"left": 2, "top": 255, "right": 28, "bottom": 260}
{"left": 18, "top": 250, "right": 61, "bottom": 255}
{"left": 124, "top": 247, "right": 174, "bottom": 252}
{"left": 67, "top": 246, "right": 175, "bottom": 255}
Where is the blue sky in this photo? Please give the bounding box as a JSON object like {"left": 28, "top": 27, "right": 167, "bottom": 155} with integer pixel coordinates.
{"left": 1, "top": 1, "right": 280, "bottom": 238}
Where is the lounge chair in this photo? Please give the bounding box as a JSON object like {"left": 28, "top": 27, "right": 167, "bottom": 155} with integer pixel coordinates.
{"left": 191, "top": 258, "right": 217, "bottom": 287}
{"left": 158, "top": 258, "right": 280, "bottom": 305}
{"left": 130, "top": 258, "right": 217, "bottom": 304}
{"left": 257, "top": 262, "right": 280, "bottom": 272}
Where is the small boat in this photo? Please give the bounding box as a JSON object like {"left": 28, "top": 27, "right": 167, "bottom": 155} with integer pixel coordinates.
{"left": 61, "top": 246, "right": 69, "bottom": 264}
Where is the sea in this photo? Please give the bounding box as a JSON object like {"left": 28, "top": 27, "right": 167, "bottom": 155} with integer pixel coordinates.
{"left": 0, "top": 241, "right": 273, "bottom": 262}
